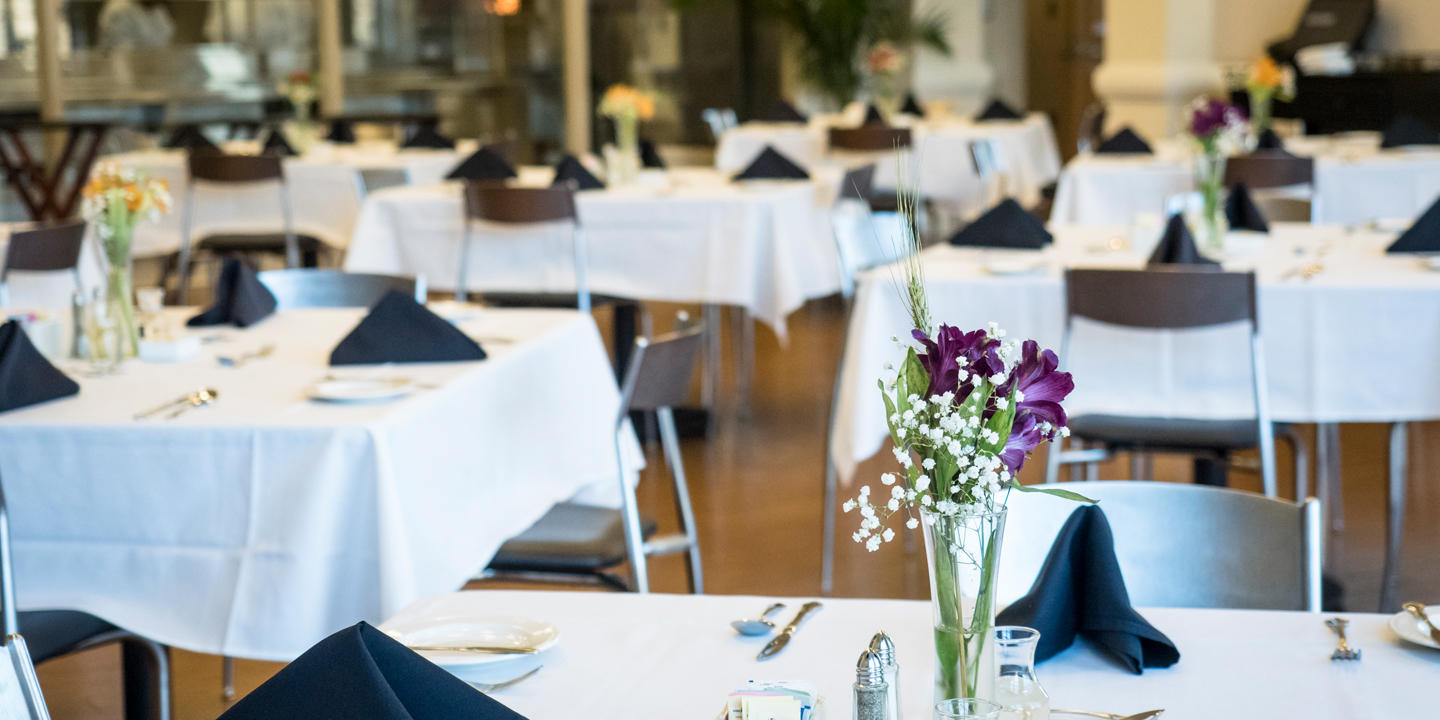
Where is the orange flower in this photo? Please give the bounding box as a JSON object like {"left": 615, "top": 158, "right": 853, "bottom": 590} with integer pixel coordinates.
{"left": 1249, "top": 57, "right": 1282, "bottom": 89}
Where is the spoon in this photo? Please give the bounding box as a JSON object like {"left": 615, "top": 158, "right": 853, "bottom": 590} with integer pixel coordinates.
{"left": 218, "top": 344, "right": 275, "bottom": 367}
{"left": 135, "top": 387, "right": 219, "bottom": 420}
{"left": 167, "top": 388, "right": 220, "bottom": 419}
{"left": 1402, "top": 602, "right": 1440, "bottom": 645}
{"left": 731, "top": 602, "right": 786, "bottom": 636}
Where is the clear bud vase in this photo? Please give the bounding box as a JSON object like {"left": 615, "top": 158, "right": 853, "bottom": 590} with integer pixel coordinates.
{"left": 993, "top": 627, "right": 1049, "bottom": 720}
{"left": 922, "top": 507, "right": 1007, "bottom": 706}
{"left": 1191, "top": 146, "right": 1227, "bottom": 256}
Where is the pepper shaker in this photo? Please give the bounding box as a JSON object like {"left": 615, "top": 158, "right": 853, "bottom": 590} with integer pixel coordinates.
{"left": 869, "top": 631, "right": 901, "bottom": 720}
{"left": 853, "top": 648, "right": 890, "bottom": 720}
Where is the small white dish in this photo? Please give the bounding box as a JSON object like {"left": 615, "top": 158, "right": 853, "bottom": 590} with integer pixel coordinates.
{"left": 383, "top": 616, "right": 560, "bottom": 667}
{"left": 1428, "top": 257, "right": 1440, "bottom": 272}
{"left": 984, "top": 258, "right": 1045, "bottom": 276}
{"left": 308, "top": 377, "right": 415, "bottom": 403}
{"left": 1388, "top": 605, "right": 1440, "bottom": 649}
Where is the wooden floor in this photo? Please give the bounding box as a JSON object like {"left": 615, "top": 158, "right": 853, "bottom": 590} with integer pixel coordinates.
{"left": 39, "top": 297, "right": 1440, "bottom": 719}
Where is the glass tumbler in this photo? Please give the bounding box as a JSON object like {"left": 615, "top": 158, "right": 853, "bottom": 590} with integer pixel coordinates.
{"left": 935, "top": 699, "right": 1002, "bottom": 720}
{"left": 994, "top": 627, "right": 1049, "bottom": 720}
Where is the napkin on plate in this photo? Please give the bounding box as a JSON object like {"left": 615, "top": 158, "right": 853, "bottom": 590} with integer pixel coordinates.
{"left": 975, "top": 99, "right": 1023, "bottom": 121}
{"left": 900, "top": 94, "right": 925, "bottom": 118}
{"left": 446, "top": 147, "right": 518, "bottom": 181}
{"left": 187, "top": 258, "right": 278, "bottom": 329}
{"left": 948, "top": 199, "right": 1052, "bottom": 249}
{"left": 0, "top": 320, "right": 79, "bottom": 414}
{"left": 733, "top": 146, "right": 810, "bottom": 181}
{"left": 640, "top": 138, "right": 667, "bottom": 169}
{"left": 326, "top": 119, "right": 357, "bottom": 144}
{"left": 163, "top": 125, "right": 217, "bottom": 152}
{"left": 402, "top": 126, "right": 457, "bottom": 150}
{"left": 996, "top": 505, "right": 1180, "bottom": 674}
{"left": 758, "top": 99, "right": 807, "bottom": 123}
{"left": 1148, "top": 214, "right": 1220, "bottom": 266}
{"left": 552, "top": 154, "right": 605, "bottom": 191}
{"left": 1095, "top": 127, "right": 1154, "bottom": 155}
{"left": 1386, "top": 195, "right": 1440, "bottom": 253}
{"left": 1380, "top": 115, "right": 1440, "bottom": 149}
{"left": 1255, "top": 128, "right": 1285, "bottom": 150}
{"left": 218, "top": 622, "right": 526, "bottom": 720}
{"left": 862, "top": 104, "right": 886, "bottom": 127}
{"left": 330, "top": 290, "right": 486, "bottom": 365}
{"left": 260, "top": 127, "right": 297, "bottom": 157}
{"left": 1224, "top": 182, "right": 1269, "bottom": 233}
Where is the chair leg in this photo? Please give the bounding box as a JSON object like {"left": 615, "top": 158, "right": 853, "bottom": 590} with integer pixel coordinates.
{"left": 121, "top": 637, "right": 171, "bottom": 720}
{"left": 1380, "top": 421, "right": 1407, "bottom": 613}
{"left": 657, "top": 407, "right": 703, "bottom": 594}
{"left": 222, "top": 655, "right": 235, "bottom": 701}
{"left": 821, "top": 452, "right": 838, "bottom": 596}
{"left": 1276, "top": 423, "right": 1311, "bottom": 501}
{"left": 1317, "top": 423, "right": 1344, "bottom": 533}
{"left": 701, "top": 304, "right": 722, "bottom": 410}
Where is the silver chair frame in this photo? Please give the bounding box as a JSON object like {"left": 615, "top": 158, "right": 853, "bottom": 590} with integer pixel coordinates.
{"left": 176, "top": 170, "right": 299, "bottom": 305}
{"left": 456, "top": 192, "right": 591, "bottom": 313}
{"left": 257, "top": 269, "right": 426, "bottom": 309}
{"left": 0, "top": 222, "right": 86, "bottom": 308}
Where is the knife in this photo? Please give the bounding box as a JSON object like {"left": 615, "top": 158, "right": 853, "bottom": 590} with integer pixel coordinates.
{"left": 405, "top": 645, "right": 538, "bottom": 654}
{"left": 1403, "top": 602, "right": 1440, "bottom": 646}
{"left": 756, "top": 601, "right": 823, "bottom": 661}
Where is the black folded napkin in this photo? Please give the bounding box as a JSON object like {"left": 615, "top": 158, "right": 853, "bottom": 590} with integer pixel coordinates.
{"left": 446, "top": 147, "right": 518, "bottom": 181}
{"left": 1386, "top": 195, "right": 1440, "bottom": 253}
{"left": 1148, "top": 214, "right": 1220, "bottom": 266}
{"left": 1224, "top": 182, "right": 1269, "bottom": 233}
{"left": 640, "top": 138, "right": 667, "bottom": 169}
{"left": 733, "top": 145, "right": 810, "bottom": 181}
{"left": 187, "top": 259, "right": 277, "bottom": 329}
{"left": 218, "top": 622, "right": 525, "bottom": 720}
{"left": 900, "top": 94, "right": 925, "bottom": 117}
{"left": 260, "top": 127, "right": 297, "bottom": 157}
{"left": 327, "top": 120, "right": 357, "bottom": 144}
{"left": 1381, "top": 115, "right": 1440, "bottom": 149}
{"left": 1255, "top": 128, "right": 1285, "bottom": 150}
{"left": 402, "top": 126, "right": 457, "bottom": 150}
{"left": 759, "top": 99, "right": 807, "bottom": 123}
{"left": 975, "top": 99, "right": 1023, "bottom": 121}
{"left": 948, "top": 198, "right": 1052, "bottom": 249}
{"left": 330, "top": 290, "right": 485, "bottom": 365}
{"left": 163, "top": 125, "right": 217, "bottom": 152}
{"left": 0, "top": 320, "right": 79, "bottom": 414}
{"left": 996, "top": 505, "right": 1180, "bottom": 674}
{"left": 862, "top": 104, "right": 886, "bottom": 127}
{"left": 1095, "top": 127, "right": 1154, "bottom": 154}
{"left": 552, "top": 154, "right": 605, "bottom": 190}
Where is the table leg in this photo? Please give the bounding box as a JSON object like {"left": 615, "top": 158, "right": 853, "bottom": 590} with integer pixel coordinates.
{"left": 702, "top": 303, "right": 722, "bottom": 409}
{"left": 121, "top": 638, "right": 167, "bottom": 720}
{"left": 1380, "top": 421, "right": 1407, "bottom": 613}
{"left": 612, "top": 301, "right": 638, "bottom": 380}
{"left": 728, "top": 306, "right": 753, "bottom": 417}
{"left": 1316, "top": 423, "right": 1344, "bottom": 534}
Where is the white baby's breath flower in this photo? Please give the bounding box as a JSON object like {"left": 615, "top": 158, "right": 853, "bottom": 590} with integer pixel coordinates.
{"left": 921, "top": 495, "right": 933, "bottom": 507}
{"left": 853, "top": 531, "right": 864, "bottom": 543}
{"left": 887, "top": 498, "right": 900, "bottom": 511}
{"left": 857, "top": 527, "right": 871, "bottom": 539}
{"left": 859, "top": 485, "right": 871, "bottom": 497}
{"left": 866, "top": 536, "right": 882, "bottom": 552}
{"left": 891, "top": 485, "right": 905, "bottom": 499}
{"left": 843, "top": 499, "right": 857, "bottom": 512}
{"left": 882, "top": 528, "right": 895, "bottom": 543}
{"left": 915, "top": 475, "right": 931, "bottom": 491}
{"left": 921, "top": 457, "right": 935, "bottom": 470}
{"left": 906, "top": 517, "right": 919, "bottom": 529}
{"left": 881, "top": 472, "right": 896, "bottom": 486}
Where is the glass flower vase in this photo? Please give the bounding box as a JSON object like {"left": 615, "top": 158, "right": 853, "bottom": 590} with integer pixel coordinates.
{"left": 106, "top": 263, "right": 139, "bottom": 359}
{"left": 922, "top": 506, "right": 1007, "bottom": 705}
{"left": 1191, "top": 148, "right": 1227, "bottom": 255}
{"left": 604, "top": 114, "right": 641, "bottom": 187}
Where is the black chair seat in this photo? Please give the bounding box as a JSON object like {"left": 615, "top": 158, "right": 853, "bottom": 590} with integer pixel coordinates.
{"left": 473, "top": 292, "right": 628, "bottom": 309}
{"left": 868, "top": 193, "right": 900, "bottom": 213}
{"left": 1068, "top": 414, "right": 1259, "bottom": 453}
{"left": 488, "top": 503, "right": 658, "bottom": 573}
{"left": 197, "top": 233, "right": 327, "bottom": 254}
{"left": 19, "top": 609, "right": 117, "bottom": 663}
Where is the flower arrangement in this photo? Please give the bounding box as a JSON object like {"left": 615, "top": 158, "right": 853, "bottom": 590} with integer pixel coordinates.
{"left": 598, "top": 84, "right": 656, "bottom": 185}
{"left": 864, "top": 42, "right": 905, "bottom": 117}
{"left": 81, "top": 163, "right": 172, "bottom": 358}
{"left": 277, "top": 71, "right": 318, "bottom": 120}
{"left": 598, "top": 84, "right": 656, "bottom": 123}
{"left": 1243, "top": 56, "right": 1295, "bottom": 136}
{"left": 1187, "top": 97, "right": 1248, "bottom": 252}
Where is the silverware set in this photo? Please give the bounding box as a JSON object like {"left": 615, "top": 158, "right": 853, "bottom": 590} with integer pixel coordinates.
{"left": 1402, "top": 602, "right": 1440, "bottom": 645}
{"left": 466, "top": 666, "right": 541, "bottom": 693}
{"left": 1326, "top": 617, "right": 1361, "bottom": 661}
{"left": 1053, "top": 710, "right": 1164, "bottom": 720}
{"left": 756, "top": 601, "right": 822, "bottom": 661}
{"left": 405, "top": 645, "right": 537, "bottom": 655}
{"left": 218, "top": 344, "right": 275, "bottom": 367}
{"left": 134, "top": 387, "right": 220, "bottom": 420}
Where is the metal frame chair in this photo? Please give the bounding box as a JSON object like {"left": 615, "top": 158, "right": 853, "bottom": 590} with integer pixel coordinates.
{"left": 969, "top": 137, "right": 1011, "bottom": 211}
{"left": 1044, "top": 268, "right": 1281, "bottom": 498}
{"left": 830, "top": 164, "right": 908, "bottom": 299}
{"left": 827, "top": 126, "right": 912, "bottom": 152}
{"left": 354, "top": 167, "right": 411, "bottom": 201}
{"left": 0, "top": 474, "right": 171, "bottom": 720}
{"left": 701, "top": 109, "right": 739, "bottom": 141}
{"left": 1076, "top": 103, "right": 1108, "bottom": 155}
{"left": 0, "top": 220, "right": 85, "bottom": 307}
{"left": 999, "top": 481, "right": 1322, "bottom": 612}
{"left": 0, "top": 635, "right": 48, "bottom": 720}
{"left": 177, "top": 153, "right": 300, "bottom": 304}
{"left": 257, "top": 269, "right": 424, "bottom": 309}
{"left": 457, "top": 182, "right": 591, "bottom": 312}
{"left": 481, "top": 320, "right": 706, "bottom": 594}
{"left": 1223, "top": 150, "right": 1319, "bottom": 222}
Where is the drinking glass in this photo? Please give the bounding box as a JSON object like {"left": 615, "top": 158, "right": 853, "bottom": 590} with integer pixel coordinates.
{"left": 935, "top": 698, "right": 1002, "bottom": 720}
{"left": 994, "top": 626, "right": 1049, "bottom": 720}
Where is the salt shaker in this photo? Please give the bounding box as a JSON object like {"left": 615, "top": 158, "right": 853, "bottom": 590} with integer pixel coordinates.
{"left": 853, "top": 648, "right": 890, "bottom": 720}
{"left": 868, "top": 631, "right": 901, "bottom": 720}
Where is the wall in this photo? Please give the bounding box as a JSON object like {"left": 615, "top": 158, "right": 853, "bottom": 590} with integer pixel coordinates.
{"left": 912, "top": 0, "right": 993, "bottom": 113}
{"left": 984, "top": 0, "right": 1027, "bottom": 109}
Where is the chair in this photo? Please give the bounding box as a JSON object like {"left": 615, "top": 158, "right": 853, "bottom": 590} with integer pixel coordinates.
{"left": 0, "top": 474, "right": 172, "bottom": 720}
{"left": 482, "top": 320, "right": 706, "bottom": 593}
{"left": 1076, "top": 103, "right": 1107, "bottom": 155}
{"left": 355, "top": 168, "right": 411, "bottom": 200}
{"left": 0, "top": 635, "right": 48, "bottom": 720}
{"left": 0, "top": 220, "right": 85, "bottom": 307}
{"left": 969, "top": 138, "right": 1011, "bottom": 211}
{"left": 701, "top": 109, "right": 738, "bottom": 141}
{"left": 1044, "top": 268, "right": 1283, "bottom": 498}
{"left": 830, "top": 164, "right": 908, "bottom": 298}
{"left": 457, "top": 182, "right": 593, "bottom": 311}
{"left": 1223, "top": 150, "right": 1318, "bottom": 222}
{"left": 827, "top": 126, "right": 912, "bottom": 152}
{"left": 257, "top": 269, "right": 424, "bottom": 309}
{"left": 998, "top": 481, "right": 1322, "bottom": 612}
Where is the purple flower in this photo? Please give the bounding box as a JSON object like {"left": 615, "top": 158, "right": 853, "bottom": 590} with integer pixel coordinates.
{"left": 996, "top": 340, "right": 1075, "bottom": 472}
{"left": 998, "top": 413, "right": 1045, "bottom": 472}
{"left": 1190, "top": 99, "right": 1246, "bottom": 139}
{"left": 911, "top": 325, "right": 1003, "bottom": 401}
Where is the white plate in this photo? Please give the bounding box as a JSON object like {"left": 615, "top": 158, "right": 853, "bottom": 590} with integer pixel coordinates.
{"left": 984, "top": 259, "right": 1046, "bottom": 276}
{"left": 384, "top": 616, "right": 559, "bottom": 667}
{"left": 308, "top": 377, "right": 415, "bottom": 403}
{"left": 1389, "top": 606, "right": 1440, "bottom": 649}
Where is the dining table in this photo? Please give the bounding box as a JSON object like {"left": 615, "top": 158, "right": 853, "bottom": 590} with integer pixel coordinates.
{"left": 380, "top": 589, "right": 1440, "bottom": 720}
{"left": 0, "top": 306, "right": 640, "bottom": 661}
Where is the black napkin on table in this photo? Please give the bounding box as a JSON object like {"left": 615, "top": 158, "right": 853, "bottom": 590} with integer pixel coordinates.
{"left": 948, "top": 198, "right": 1052, "bottom": 249}
{"left": 733, "top": 145, "right": 810, "bottom": 181}
{"left": 1224, "top": 182, "right": 1269, "bottom": 233}
{"left": 640, "top": 138, "right": 667, "bottom": 169}
{"left": 260, "top": 127, "right": 297, "bottom": 157}
{"left": 1148, "top": 214, "right": 1220, "bottom": 266}
{"left": 186, "top": 259, "right": 277, "bottom": 329}
{"left": 1256, "top": 128, "right": 1285, "bottom": 150}
{"left": 446, "top": 147, "right": 518, "bottom": 181}
{"left": 330, "top": 290, "right": 485, "bottom": 365}
{"left": 996, "top": 505, "right": 1180, "bottom": 674}
{"left": 0, "top": 320, "right": 78, "bottom": 414}
{"left": 1386, "top": 195, "right": 1440, "bottom": 253}
{"left": 1380, "top": 115, "right": 1440, "bottom": 149}
{"left": 218, "top": 621, "right": 526, "bottom": 720}
{"left": 900, "top": 94, "right": 925, "bottom": 117}
{"left": 163, "top": 125, "right": 217, "bottom": 152}
{"left": 552, "top": 154, "right": 605, "bottom": 190}
{"left": 975, "top": 98, "right": 1023, "bottom": 121}
{"left": 1095, "top": 127, "right": 1154, "bottom": 154}
{"left": 758, "top": 99, "right": 807, "bottom": 123}
{"left": 862, "top": 104, "right": 886, "bottom": 127}
{"left": 402, "top": 126, "right": 457, "bottom": 150}
{"left": 326, "top": 119, "right": 357, "bottom": 144}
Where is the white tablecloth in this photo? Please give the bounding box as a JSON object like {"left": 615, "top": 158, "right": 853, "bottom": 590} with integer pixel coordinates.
{"left": 831, "top": 223, "right": 1440, "bottom": 483}
{"left": 716, "top": 115, "right": 1062, "bottom": 212}
{"left": 0, "top": 307, "right": 640, "bottom": 660}
{"left": 105, "top": 143, "right": 473, "bottom": 257}
{"left": 381, "top": 590, "right": 1435, "bottom": 720}
{"left": 344, "top": 168, "right": 843, "bottom": 340}
{"left": 1051, "top": 135, "right": 1440, "bottom": 226}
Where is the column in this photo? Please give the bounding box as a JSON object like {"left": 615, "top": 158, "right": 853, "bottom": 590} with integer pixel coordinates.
{"left": 33, "top": 0, "right": 62, "bottom": 122}
{"left": 563, "top": 0, "right": 591, "bottom": 154}
{"left": 911, "top": 0, "right": 993, "bottom": 114}
{"left": 1092, "top": 0, "right": 1225, "bottom": 139}
{"left": 316, "top": 0, "right": 346, "bottom": 117}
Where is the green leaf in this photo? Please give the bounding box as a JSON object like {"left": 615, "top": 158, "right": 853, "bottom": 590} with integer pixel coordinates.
{"left": 902, "top": 347, "right": 928, "bottom": 402}
{"left": 1008, "top": 481, "right": 1097, "bottom": 504}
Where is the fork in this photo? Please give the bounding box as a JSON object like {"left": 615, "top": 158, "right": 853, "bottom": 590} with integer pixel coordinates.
{"left": 466, "top": 666, "right": 541, "bottom": 693}
{"left": 1326, "top": 618, "right": 1361, "bottom": 661}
